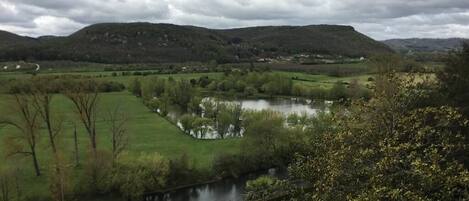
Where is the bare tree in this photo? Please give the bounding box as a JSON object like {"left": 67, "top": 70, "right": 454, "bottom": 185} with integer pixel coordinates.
{"left": 64, "top": 79, "right": 100, "bottom": 158}
{"left": 105, "top": 104, "right": 129, "bottom": 163}
{"left": 30, "top": 81, "right": 62, "bottom": 157}
{"left": 0, "top": 93, "right": 41, "bottom": 176}
{"left": 30, "top": 78, "right": 66, "bottom": 201}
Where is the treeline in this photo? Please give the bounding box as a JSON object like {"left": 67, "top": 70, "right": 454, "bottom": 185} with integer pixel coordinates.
{"left": 6, "top": 75, "right": 125, "bottom": 94}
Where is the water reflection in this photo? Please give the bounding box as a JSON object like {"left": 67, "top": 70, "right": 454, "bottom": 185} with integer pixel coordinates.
{"left": 237, "top": 98, "right": 326, "bottom": 116}
{"left": 147, "top": 169, "right": 285, "bottom": 201}
{"left": 165, "top": 98, "right": 329, "bottom": 139}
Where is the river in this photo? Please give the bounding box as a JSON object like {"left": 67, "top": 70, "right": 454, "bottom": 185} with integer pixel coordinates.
{"left": 145, "top": 168, "right": 286, "bottom": 201}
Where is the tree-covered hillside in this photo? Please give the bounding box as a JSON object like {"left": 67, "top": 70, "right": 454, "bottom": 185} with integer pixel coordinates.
{"left": 0, "top": 23, "right": 394, "bottom": 64}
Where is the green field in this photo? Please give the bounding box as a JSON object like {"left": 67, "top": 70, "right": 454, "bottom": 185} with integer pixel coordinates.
{"left": 0, "top": 92, "right": 240, "bottom": 198}
{"left": 277, "top": 71, "right": 374, "bottom": 89}
{"left": 0, "top": 68, "right": 372, "bottom": 199}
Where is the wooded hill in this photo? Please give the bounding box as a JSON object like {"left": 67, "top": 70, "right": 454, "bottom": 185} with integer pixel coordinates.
{"left": 0, "top": 23, "right": 393, "bottom": 63}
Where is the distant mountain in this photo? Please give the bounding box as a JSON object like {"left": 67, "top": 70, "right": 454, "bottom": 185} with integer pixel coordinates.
{"left": 0, "top": 23, "right": 393, "bottom": 64}
{"left": 0, "top": 30, "right": 38, "bottom": 49}
{"left": 382, "top": 38, "right": 468, "bottom": 53}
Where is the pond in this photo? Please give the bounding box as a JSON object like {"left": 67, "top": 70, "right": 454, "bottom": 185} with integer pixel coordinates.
{"left": 165, "top": 98, "right": 331, "bottom": 139}
{"left": 145, "top": 168, "right": 286, "bottom": 201}
{"left": 236, "top": 98, "right": 329, "bottom": 116}
{"left": 168, "top": 98, "right": 330, "bottom": 119}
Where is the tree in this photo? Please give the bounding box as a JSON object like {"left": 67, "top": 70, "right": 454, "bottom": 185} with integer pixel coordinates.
{"left": 188, "top": 97, "right": 202, "bottom": 115}
{"left": 105, "top": 104, "right": 129, "bottom": 163}
{"left": 128, "top": 78, "right": 141, "bottom": 97}
{"left": 285, "top": 72, "right": 469, "bottom": 200}
{"left": 438, "top": 42, "right": 469, "bottom": 117}
{"left": 0, "top": 93, "right": 41, "bottom": 176}
{"left": 30, "top": 78, "right": 66, "bottom": 201}
{"left": 112, "top": 153, "right": 170, "bottom": 200}
{"left": 241, "top": 110, "right": 287, "bottom": 163}
{"left": 192, "top": 117, "right": 212, "bottom": 139}
{"left": 231, "top": 104, "right": 243, "bottom": 136}
{"left": 216, "top": 105, "right": 232, "bottom": 139}
{"left": 179, "top": 114, "right": 195, "bottom": 134}
{"left": 329, "top": 81, "right": 347, "bottom": 100}
{"left": 64, "top": 79, "right": 100, "bottom": 158}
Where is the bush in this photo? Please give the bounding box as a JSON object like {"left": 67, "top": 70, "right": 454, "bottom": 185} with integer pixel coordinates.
{"left": 111, "top": 153, "right": 170, "bottom": 200}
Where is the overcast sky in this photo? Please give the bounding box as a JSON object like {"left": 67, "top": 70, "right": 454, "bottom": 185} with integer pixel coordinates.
{"left": 1, "top": 0, "right": 469, "bottom": 40}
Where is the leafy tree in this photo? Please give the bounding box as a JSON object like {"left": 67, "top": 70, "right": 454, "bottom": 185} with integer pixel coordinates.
{"left": 192, "top": 117, "right": 213, "bottom": 139}
{"left": 128, "top": 78, "right": 141, "bottom": 97}
{"left": 244, "top": 86, "right": 258, "bottom": 97}
{"left": 216, "top": 106, "right": 232, "bottom": 139}
{"left": 242, "top": 111, "right": 287, "bottom": 163}
{"left": 245, "top": 176, "right": 290, "bottom": 201}
{"left": 438, "top": 42, "right": 469, "bottom": 117}
{"left": 285, "top": 72, "right": 469, "bottom": 201}
{"left": 329, "top": 81, "right": 347, "bottom": 100}
{"left": 179, "top": 114, "right": 195, "bottom": 134}
{"left": 188, "top": 97, "right": 202, "bottom": 115}
{"left": 112, "top": 153, "right": 170, "bottom": 200}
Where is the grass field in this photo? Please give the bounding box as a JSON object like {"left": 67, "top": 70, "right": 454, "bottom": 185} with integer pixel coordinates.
{"left": 0, "top": 92, "right": 241, "bottom": 199}
{"left": 277, "top": 71, "right": 374, "bottom": 89}
{"left": 0, "top": 68, "right": 372, "bottom": 199}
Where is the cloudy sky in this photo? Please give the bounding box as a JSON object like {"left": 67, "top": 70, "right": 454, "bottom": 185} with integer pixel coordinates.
{"left": 1, "top": 0, "right": 469, "bottom": 40}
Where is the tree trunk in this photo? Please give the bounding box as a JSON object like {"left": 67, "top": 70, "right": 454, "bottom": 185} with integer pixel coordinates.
{"left": 31, "top": 151, "right": 41, "bottom": 176}
{"left": 73, "top": 124, "right": 80, "bottom": 167}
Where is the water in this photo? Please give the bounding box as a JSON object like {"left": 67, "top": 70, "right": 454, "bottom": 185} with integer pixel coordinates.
{"left": 237, "top": 98, "right": 327, "bottom": 116}
{"left": 146, "top": 168, "right": 286, "bottom": 201}
{"left": 166, "top": 98, "right": 330, "bottom": 139}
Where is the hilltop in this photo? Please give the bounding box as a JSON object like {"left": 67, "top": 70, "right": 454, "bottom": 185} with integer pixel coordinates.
{"left": 0, "top": 23, "right": 393, "bottom": 63}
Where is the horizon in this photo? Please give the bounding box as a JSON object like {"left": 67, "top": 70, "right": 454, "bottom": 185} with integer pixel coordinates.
{"left": 1, "top": 0, "right": 469, "bottom": 40}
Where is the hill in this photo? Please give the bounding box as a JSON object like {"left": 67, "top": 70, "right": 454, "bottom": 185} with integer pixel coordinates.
{"left": 0, "top": 30, "right": 38, "bottom": 49}
{"left": 382, "top": 38, "right": 468, "bottom": 53}
{"left": 0, "top": 23, "right": 394, "bottom": 64}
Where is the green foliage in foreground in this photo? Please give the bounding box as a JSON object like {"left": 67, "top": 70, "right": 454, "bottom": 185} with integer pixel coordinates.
{"left": 247, "top": 72, "right": 469, "bottom": 201}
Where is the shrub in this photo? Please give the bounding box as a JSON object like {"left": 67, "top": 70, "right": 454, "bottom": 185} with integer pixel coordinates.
{"left": 111, "top": 153, "right": 170, "bottom": 200}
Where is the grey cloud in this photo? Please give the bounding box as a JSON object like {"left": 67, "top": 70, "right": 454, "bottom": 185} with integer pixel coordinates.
{"left": 0, "top": 0, "right": 469, "bottom": 39}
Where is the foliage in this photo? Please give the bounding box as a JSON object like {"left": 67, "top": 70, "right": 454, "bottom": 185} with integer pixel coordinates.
{"left": 179, "top": 114, "right": 196, "bottom": 134}
{"left": 111, "top": 152, "right": 170, "bottom": 200}
{"left": 192, "top": 117, "right": 212, "bottom": 139}
{"left": 245, "top": 176, "right": 289, "bottom": 201}
{"left": 438, "top": 42, "right": 469, "bottom": 117}
{"left": 285, "top": 72, "right": 469, "bottom": 201}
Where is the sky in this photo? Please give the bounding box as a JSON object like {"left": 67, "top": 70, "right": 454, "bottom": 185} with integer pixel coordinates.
{"left": 1, "top": 0, "right": 469, "bottom": 40}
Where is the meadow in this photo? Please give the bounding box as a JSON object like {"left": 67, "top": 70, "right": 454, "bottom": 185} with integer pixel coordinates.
{"left": 0, "top": 64, "right": 373, "bottom": 199}
{"left": 0, "top": 91, "right": 241, "bottom": 199}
